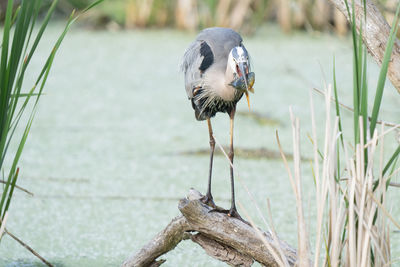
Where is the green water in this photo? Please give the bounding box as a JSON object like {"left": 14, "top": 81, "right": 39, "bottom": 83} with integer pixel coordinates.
{"left": 0, "top": 24, "right": 399, "bottom": 266}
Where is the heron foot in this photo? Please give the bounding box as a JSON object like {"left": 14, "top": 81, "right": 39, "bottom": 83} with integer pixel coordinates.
{"left": 200, "top": 194, "right": 216, "bottom": 209}
{"left": 208, "top": 207, "right": 245, "bottom": 222}
{"left": 227, "top": 207, "right": 242, "bottom": 220}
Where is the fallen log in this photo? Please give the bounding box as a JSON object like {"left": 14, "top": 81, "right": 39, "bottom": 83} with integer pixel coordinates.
{"left": 122, "top": 189, "right": 298, "bottom": 267}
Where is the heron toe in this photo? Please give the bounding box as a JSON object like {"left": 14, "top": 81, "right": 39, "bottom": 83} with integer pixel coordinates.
{"left": 201, "top": 194, "right": 217, "bottom": 208}
{"left": 228, "top": 207, "right": 243, "bottom": 220}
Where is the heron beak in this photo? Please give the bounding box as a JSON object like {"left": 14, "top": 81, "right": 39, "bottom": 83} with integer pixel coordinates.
{"left": 238, "top": 62, "right": 249, "bottom": 90}
{"left": 244, "top": 90, "right": 250, "bottom": 110}
{"left": 238, "top": 62, "right": 251, "bottom": 110}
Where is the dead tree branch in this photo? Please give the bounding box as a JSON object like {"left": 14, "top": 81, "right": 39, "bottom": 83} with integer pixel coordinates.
{"left": 122, "top": 189, "right": 298, "bottom": 267}
{"left": 327, "top": 0, "right": 400, "bottom": 94}
{"left": 122, "top": 216, "right": 189, "bottom": 267}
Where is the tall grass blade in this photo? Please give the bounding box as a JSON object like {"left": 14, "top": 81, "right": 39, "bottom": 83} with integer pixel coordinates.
{"left": 2, "top": 168, "right": 19, "bottom": 218}
{"left": 0, "top": 170, "right": 13, "bottom": 218}
{"left": 0, "top": 0, "right": 14, "bottom": 159}
{"left": 332, "top": 58, "right": 343, "bottom": 183}
{"left": 8, "top": 0, "right": 59, "bottom": 137}
{"left": 333, "top": 57, "right": 344, "bottom": 146}
{"left": 370, "top": 3, "right": 400, "bottom": 135}
{"left": 383, "top": 145, "right": 400, "bottom": 177}
{"left": 0, "top": 0, "right": 105, "bottom": 251}
{"left": 360, "top": 45, "right": 368, "bottom": 126}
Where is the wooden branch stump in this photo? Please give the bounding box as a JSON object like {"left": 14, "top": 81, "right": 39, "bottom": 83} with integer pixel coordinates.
{"left": 328, "top": 0, "right": 400, "bottom": 94}
{"left": 122, "top": 189, "right": 298, "bottom": 267}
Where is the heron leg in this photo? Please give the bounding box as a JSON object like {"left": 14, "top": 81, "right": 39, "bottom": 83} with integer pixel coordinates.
{"left": 228, "top": 107, "right": 240, "bottom": 218}
{"left": 201, "top": 118, "right": 216, "bottom": 208}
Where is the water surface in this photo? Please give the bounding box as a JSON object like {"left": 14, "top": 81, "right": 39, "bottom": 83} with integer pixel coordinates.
{"left": 0, "top": 24, "right": 399, "bottom": 266}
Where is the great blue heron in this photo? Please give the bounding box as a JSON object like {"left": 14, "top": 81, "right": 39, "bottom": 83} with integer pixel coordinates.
{"left": 181, "top": 27, "right": 255, "bottom": 217}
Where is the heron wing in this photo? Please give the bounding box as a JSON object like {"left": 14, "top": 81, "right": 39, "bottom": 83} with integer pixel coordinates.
{"left": 181, "top": 40, "right": 214, "bottom": 99}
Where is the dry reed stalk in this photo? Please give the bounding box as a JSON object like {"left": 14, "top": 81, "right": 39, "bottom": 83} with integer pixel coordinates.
{"left": 277, "top": 112, "right": 311, "bottom": 266}
{"left": 176, "top": 0, "right": 198, "bottom": 31}
{"left": 0, "top": 212, "right": 8, "bottom": 240}
{"left": 334, "top": 7, "right": 348, "bottom": 35}
{"left": 213, "top": 135, "right": 290, "bottom": 266}
{"left": 228, "top": 0, "right": 252, "bottom": 29}
{"left": 289, "top": 108, "right": 310, "bottom": 267}
{"left": 124, "top": 0, "right": 154, "bottom": 28}
{"left": 238, "top": 201, "right": 287, "bottom": 267}
{"left": 313, "top": 87, "right": 398, "bottom": 128}
{"left": 293, "top": 0, "right": 307, "bottom": 29}
{"left": 154, "top": 6, "right": 168, "bottom": 27}
{"left": 310, "top": 86, "right": 333, "bottom": 267}
{"left": 125, "top": 0, "right": 136, "bottom": 29}
{"left": 0, "top": 180, "right": 33, "bottom": 196}
{"left": 277, "top": 0, "right": 292, "bottom": 32}
{"left": 283, "top": 84, "right": 399, "bottom": 266}
{"left": 136, "top": 0, "right": 154, "bottom": 27}
{"left": 313, "top": 0, "right": 330, "bottom": 29}
{"left": 5, "top": 229, "right": 54, "bottom": 267}
{"left": 266, "top": 198, "right": 291, "bottom": 267}
{"left": 101, "top": 0, "right": 399, "bottom": 33}
{"left": 216, "top": 0, "right": 232, "bottom": 27}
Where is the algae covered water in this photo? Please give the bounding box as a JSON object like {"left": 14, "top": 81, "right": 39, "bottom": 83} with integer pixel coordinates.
{"left": 0, "top": 24, "right": 399, "bottom": 266}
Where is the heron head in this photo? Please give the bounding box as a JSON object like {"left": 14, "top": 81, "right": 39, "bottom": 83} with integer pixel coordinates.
{"left": 228, "top": 46, "right": 250, "bottom": 82}
{"left": 228, "top": 46, "right": 255, "bottom": 109}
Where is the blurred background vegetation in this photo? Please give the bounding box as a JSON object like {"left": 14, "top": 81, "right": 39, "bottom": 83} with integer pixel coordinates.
{"left": 0, "top": 0, "right": 398, "bottom": 34}
{"left": 0, "top": 0, "right": 399, "bottom": 266}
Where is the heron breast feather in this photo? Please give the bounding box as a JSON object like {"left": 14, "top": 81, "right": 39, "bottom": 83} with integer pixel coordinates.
{"left": 203, "top": 70, "right": 235, "bottom": 101}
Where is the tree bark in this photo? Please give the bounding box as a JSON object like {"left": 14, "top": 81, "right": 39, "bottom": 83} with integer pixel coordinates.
{"left": 191, "top": 233, "right": 254, "bottom": 267}
{"left": 122, "top": 189, "right": 298, "bottom": 267}
{"left": 122, "top": 216, "right": 190, "bottom": 267}
{"left": 327, "top": 0, "right": 400, "bottom": 94}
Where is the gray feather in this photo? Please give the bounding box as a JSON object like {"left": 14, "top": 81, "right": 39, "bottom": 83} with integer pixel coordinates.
{"left": 181, "top": 27, "right": 242, "bottom": 100}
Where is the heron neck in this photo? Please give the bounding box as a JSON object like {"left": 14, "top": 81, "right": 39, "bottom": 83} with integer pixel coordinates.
{"left": 220, "top": 65, "right": 236, "bottom": 101}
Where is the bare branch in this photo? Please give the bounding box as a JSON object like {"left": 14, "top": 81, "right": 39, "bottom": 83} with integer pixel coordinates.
{"left": 123, "top": 189, "right": 299, "bottom": 267}
{"left": 122, "top": 216, "right": 189, "bottom": 267}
